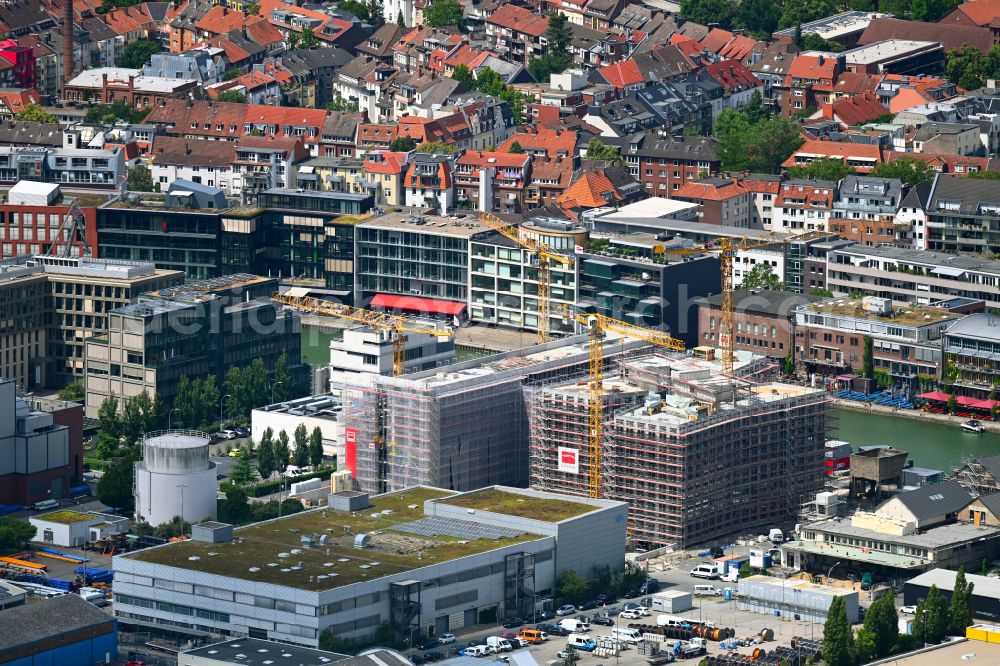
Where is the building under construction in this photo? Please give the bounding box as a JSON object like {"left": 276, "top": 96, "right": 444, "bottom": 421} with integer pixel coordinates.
{"left": 335, "top": 334, "right": 651, "bottom": 494}
{"left": 527, "top": 352, "right": 831, "bottom": 549}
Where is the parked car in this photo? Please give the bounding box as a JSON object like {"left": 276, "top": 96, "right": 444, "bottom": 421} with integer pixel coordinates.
{"left": 438, "top": 634, "right": 456, "bottom": 645}
{"left": 620, "top": 609, "right": 642, "bottom": 620}
{"left": 410, "top": 655, "right": 423, "bottom": 665}
{"left": 234, "top": 426, "right": 250, "bottom": 438}
{"left": 545, "top": 626, "right": 568, "bottom": 637}
{"left": 592, "top": 615, "right": 614, "bottom": 626}
{"left": 535, "top": 623, "right": 557, "bottom": 633}
{"left": 510, "top": 637, "right": 529, "bottom": 648}
{"left": 594, "top": 592, "right": 617, "bottom": 605}
{"left": 418, "top": 640, "right": 439, "bottom": 651}
{"left": 217, "top": 429, "right": 238, "bottom": 440}
{"left": 503, "top": 617, "right": 527, "bottom": 629}
{"left": 556, "top": 604, "right": 577, "bottom": 616}
{"left": 901, "top": 605, "right": 917, "bottom": 615}
{"left": 577, "top": 599, "right": 598, "bottom": 611}
{"left": 228, "top": 447, "right": 245, "bottom": 457}
{"left": 622, "top": 603, "right": 640, "bottom": 611}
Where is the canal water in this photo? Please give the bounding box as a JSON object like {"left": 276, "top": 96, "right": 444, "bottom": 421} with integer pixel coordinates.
{"left": 834, "top": 407, "right": 1000, "bottom": 473}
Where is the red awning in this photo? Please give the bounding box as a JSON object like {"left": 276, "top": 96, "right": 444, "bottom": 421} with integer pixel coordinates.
{"left": 958, "top": 396, "right": 996, "bottom": 409}
{"left": 370, "top": 293, "right": 466, "bottom": 317}
{"left": 918, "top": 391, "right": 952, "bottom": 402}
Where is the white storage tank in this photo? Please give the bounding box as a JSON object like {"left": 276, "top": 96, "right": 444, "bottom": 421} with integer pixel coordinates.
{"left": 135, "top": 430, "right": 217, "bottom": 527}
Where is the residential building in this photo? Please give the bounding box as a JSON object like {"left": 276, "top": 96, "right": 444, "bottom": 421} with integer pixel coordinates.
{"left": 793, "top": 299, "right": 956, "bottom": 383}
{"left": 781, "top": 52, "right": 845, "bottom": 117}
{"left": 0, "top": 182, "right": 100, "bottom": 260}
{"left": 84, "top": 274, "right": 306, "bottom": 418}
{"left": 772, "top": 179, "right": 836, "bottom": 231}
{"left": 825, "top": 243, "right": 1000, "bottom": 309}
{"left": 925, "top": 174, "right": 1000, "bottom": 254}
{"left": 622, "top": 133, "right": 720, "bottom": 196}
{"left": 0, "top": 144, "right": 125, "bottom": 189}
{"left": 0, "top": 39, "right": 36, "bottom": 89}
{"left": 782, "top": 140, "right": 882, "bottom": 173}
{"left": 114, "top": 486, "right": 626, "bottom": 645}
{"left": 942, "top": 314, "right": 1000, "bottom": 399}
{"left": 673, "top": 177, "right": 753, "bottom": 228}
{"left": 697, "top": 290, "right": 823, "bottom": 358}
{"left": 829, "top": 176, "right": 905, "bottom": 246}
{"left": 913, "top": 122, "right": 981, "bottom": 156}
{"left": 577, "top": 239, "right": 720, "bottom": 340}
{"left": 485, "top": 4, "right": 550, "bottom": 68}
{"left": 454, "top": 151, "right": 532, "bottom": 213}
{"left": 144, "top": 48, "right": 225, "bottom": 86}
{"left": 403, "top": 153, "right": 454, "bottom": 215}
{"left": 0, "top": 255, "right": 183, "bottom": 389}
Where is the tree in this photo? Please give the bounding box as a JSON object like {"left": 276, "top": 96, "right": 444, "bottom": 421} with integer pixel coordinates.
{"left": 585, "top": 138, "right": 625, "bottom": 166}
{"left": 58, "top": 381, "right": 85, "bottom": 402}
{"left": 218, "top": 485, "right": 252, "bottom": 524}
{"left": 127, "top": 165, "right": 154, "bottom": 192}
{"left": 389, "top": 136, "right": 417, "bottom": 152}
{"left": 84, "top": 99, "right": 149, "bottom": 124}
{"left": 945, "top": 45, "right": 989, "bottom": 90}
{"left": 451, "top": 64, "right": 477, "bottom": 89}
{"left": 341, "top": 0, "right": 371, "bottom": 20}
{"left": 947, "top": 393, "right": 958, "bottom": 414}
{"left": 416, "top": 140, "right": 457, "bottom": 154}
{"left": 230, "top": 454, "right": 257, "bottom": 487}
{"left": 787, "top": 157, "right": 856, "bottom": 181}
{"left": 423, "top": 0, "right": 463, "bottom": 26}
{"left": 556, "top": 570, "right": 590, "bottom": 605}
{"left": 98, "top": 395, "right": 122, "bottom": 440}
{"left": 117, "top": 39, "right": 161, "bottom": 68}
{"left": 216, "top": 90, "right": 247, "bottom": 103}
{"left": 247, "top": 3, "right": 260, "bottom": 15}
{"left": 326, "top": 98, "right": 360, "bottom": 112}
{"left": 779, "top": 0, "right": 837, "bottom": 30}
{"left": 822, "top": 595, "right": 855, "bottom": 666}
{"left": 739, "top": 0, "right": 780, "bottom": 37}
{"left": 740, "top": 263, "right": 784, "bottom": 290}
{"left": 862, "top": 591, "right": 899, "bottom": 659}
{"left": 397, "top": 9, "right": 405, "bottom": 26}
{"left": 861, "top": 335, "right": 875, "bottom": 380}
{"left": 367, "top": 0, "right": 385, "bottom": 27}
{"left": 715, "top": 106, "right": 803, "bottom": 173}
{"left": 98, "top": 447, "right": 139, "bottom": 513}
{"left": 224, "top": 66, "right": 242, "bottom": 81}
{"left": 871, "top": 158, "right": 934, "bottom": 187}
{"left": 300, "top": 27, "right": 320, "bottom": 49}
{"left": 293, "top": 423, "right": 310, "bottom": 468}
{"left": 800, "top": 32, "right": 845, "bottom": 52}
{"left": 257, "top": 428, "right": 277, "bottom": 479}
{"left": 783, "top": 351, "right": 795, "bottom": 376}
{"left": 0, "top": 517, "right": 36, "bottom": 554}
{"left": 225, "top": 358, "right": 267, "bottom": 419}
{"left": 679, "top": 0, "right": 739, "bottom": 30}
{"left": 950, "top": 565, "right": 974, "bottom": 635}
{"left": 507, "top": 140, "right": 524, "bottom": 154}
{"left": 810, "top": 287, "right": 834, "bottom": 297}
{"left": 309, "top": 426, "right": 324, "bottom": 468}
{"left": 273, "top": 352, "right": 291, "bottom": 403}
{"left": 120, "top": 391, "right": 158, "bottom": 443}
{"left": 287, "top": 31, "right": 300, "bottom": 49}
{"left": 912, "top": 0, "right": 961, "bottom": 22}
{"left": 200, "top": 376, "right": 220, "bottom": 428}
{"left": 275, "top": 430, "right": 291, "bottom": 471}
{"left": 913, "top": 584, "right": 950, "bottom": 645}
{"left": 16, "top": 104, "right": 57, "bottom": 124}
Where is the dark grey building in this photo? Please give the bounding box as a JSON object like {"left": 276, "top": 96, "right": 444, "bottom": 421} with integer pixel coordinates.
{"left": 926, "top": 174, "right": 1000, "bottom": 254}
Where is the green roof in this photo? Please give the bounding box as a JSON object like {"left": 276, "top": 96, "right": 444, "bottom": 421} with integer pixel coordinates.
{"left": 442, "top": 488, "right": 595, "bottom": 522}
{"left": 129, "top": 487, "right": 541, "bottom": 591}
{"left": 35, "top": 510, "right": 95, "bottom": 525}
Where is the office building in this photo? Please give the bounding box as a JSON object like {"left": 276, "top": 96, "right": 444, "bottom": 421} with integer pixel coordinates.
{"left": 83, "top": 275, "right": 306, "bottom": 418}
{"left": 925, "top": 174, "right": 1000, "bottom": 254}
{"left": 329, "top": 325, "right": 455, "bottom": 375}
{"left": 113, "top": 486, "right": 626, "bottom": 647}
{"left": 251, "top": 395, "right": 343, "bottom": 461}
{"left": 942, "top": 314, "right": 1000, "bottom": 399}
{"left": 0, "top": 255, "right": 183, "bottom": 389}
{"left": 697, "top": 290, "right": 822, "bottom": 358}
{"left": 527, "top": 351, "right": 829, "bottom": 549}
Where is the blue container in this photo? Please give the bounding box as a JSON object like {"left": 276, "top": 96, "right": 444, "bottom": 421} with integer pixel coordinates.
{"left": 724, "top": 589, "right": 732, "bottom": 601}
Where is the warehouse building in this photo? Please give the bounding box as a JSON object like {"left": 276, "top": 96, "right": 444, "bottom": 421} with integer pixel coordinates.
{"left": 335, "top": 333, "right": 650, "bottom": 494}
{"left": 527, "top": 351, "right": 830, "bottom": 549}
{"left": 179, "top": 637, "right": 348, "bottom": 666}
{"left": 0, "top": 593, "right": 118, "bottom": 664}
{"left": 113, "top": 486, "right": 626, "bottom": 648}
{"left": 904, "top": 569, "right": 1000, "bottom": 623}
{"left": 29, "top": 509, "right": 128, "bottom": 547}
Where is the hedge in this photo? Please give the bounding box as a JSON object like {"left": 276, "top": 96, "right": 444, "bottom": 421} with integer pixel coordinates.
{"left": 222, "top": 466, "right": 336, "bottom": 498}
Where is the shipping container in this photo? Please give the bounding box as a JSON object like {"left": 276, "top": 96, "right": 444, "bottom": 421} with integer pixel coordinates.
{"left": 650, "top": 591, "right": 692, "bottom": 614}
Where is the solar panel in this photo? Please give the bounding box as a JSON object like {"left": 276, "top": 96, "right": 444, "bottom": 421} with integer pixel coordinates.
{"left": 394, "top": 517, "right": 524, "bottom": 540}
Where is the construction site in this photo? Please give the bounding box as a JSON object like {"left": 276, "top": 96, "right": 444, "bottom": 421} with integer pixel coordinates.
{"left": 527, "top": 350, "right": 831, "bottom": 550}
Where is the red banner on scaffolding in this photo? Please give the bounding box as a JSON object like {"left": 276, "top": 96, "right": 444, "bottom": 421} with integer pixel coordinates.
{"left": 345, "top": 427, "right": 357, "bottom": 476}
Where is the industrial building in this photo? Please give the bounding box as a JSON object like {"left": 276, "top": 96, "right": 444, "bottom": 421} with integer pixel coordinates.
{"left": 113, "top": 486, "right": 626, "bottom": 648}
{"left": 336, "top": 333, "right": 650, "bottom": 494}
{"left": 83, "top": 274, "right": 307, "bottom": 418}
{"left": 135, "top": 430, "right": 218, "bottom": 527}
{"left": 0, "top": 254, "right": 182, "bottom": 389}
{"left": 738, "top": 575, "right": 860, "bottom": 623}
{"left": 0, "top": 593, "right": 118, "bottom": 665}
{"left": 527, "top": 351, "right": 830, "bottom": 549}
{"left": 252, "top": 395, "right": 343, "bottom": 462}
{"left": 179, "top": 638, "right": 349, "bottom": 666}
{"left": 29, "top": 509, "right": 128, "bottom": 547}
{"left": 904, "top": 569, "right": 1000, "bottom": 622}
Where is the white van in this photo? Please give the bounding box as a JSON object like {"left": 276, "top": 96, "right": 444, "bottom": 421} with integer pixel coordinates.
{"left": 689, "top": 563, "right": 720, "bottom": 579}
{"left": 657, "top": 615, "right": 690, "bottom": 628}
{"left": 32, "top": 499, "right": 60, "bottom": 511}
{"left": 722, "top": 569, "right": 739, "bottom": 583}
{"left": 462, "top": 646, "right": 488, "bottom": 657}
{"left": 486, "top": 637, "right": 512, "bottom": 652}
{"left": 611, "top": 627, "right": 643, "bottom": 644}
{"left": 558, "top": 618, "right": 591, "bottom": 633}
{"left": 566, "top": 634, "right": 597, "bottom": 651}
{"left": 769, "top": 528, "right": 784, "bottom": 544}
{"left": 694, "top": 585, "right": 722, "bottom": 596}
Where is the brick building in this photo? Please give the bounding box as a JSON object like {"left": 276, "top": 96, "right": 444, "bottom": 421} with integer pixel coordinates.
{"left": 622, "top": 133, "right": 720, "bottom": 196}
{"left": 673, "top": 177, "right": 753, "bottom": 227}
{"left": 62, "top": 68, "right": 198, "bottom": 108}
{"left": 698, "top": 289, "right": 824, "bottom": 359}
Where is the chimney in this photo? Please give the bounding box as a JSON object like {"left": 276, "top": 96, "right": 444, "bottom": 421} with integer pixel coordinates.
{"left": 62, "top": 0, "right": 74, "bottom": 92}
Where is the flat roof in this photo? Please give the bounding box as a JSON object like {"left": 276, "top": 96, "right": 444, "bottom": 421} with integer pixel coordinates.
{"left": 181, "top": 637, "right": 349, "bottom": 665}
{"left": 442, "top": 487, "right": 597, "bottom": 521}
{"left": 594, "top": 197, "right": 700, "bottom": 220}
{"left": 128, "top": 487, "right": 542, "bottom": 592}
{"left": 773, "top": 11, "right": 888, "bottom": 38}
{"left": 66, "top": 67, "right": 195, "bottom": 93}
{"left": 872, "top": 638, "right": 1000, "bottom": 665}
{"left": 358, "top": 212, "right": 489, "bottom": 238}
{"left": 31, "top": 510, "right": 98, "bottom": 525}
{"left": 798, "top": 298, "right": 960, "bottom": 327}
{"left": 0, "top": 594, "right": 114, "bottom": 650}
{"left": 794, "top": 517, "right": 1000, "bottom": 555}
{"left": 831, "top": 243, "right": 1000, "bottom": 278}
{"left": 842, "top": 40, "right": 938, "bottom": 64}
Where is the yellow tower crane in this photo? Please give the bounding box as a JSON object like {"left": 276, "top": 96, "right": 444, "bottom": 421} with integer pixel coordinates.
{"left": 477, "top": 212, "right": 574, "bottom": 344}
{"left": 272, "top": 292, "right": 453, "bottom": 376}
{"left": 560, "top": 306, "right": 686, "bottom": 499}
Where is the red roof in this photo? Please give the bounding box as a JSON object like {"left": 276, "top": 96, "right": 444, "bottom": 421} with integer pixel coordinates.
{"left": 457, "top": 150, "right": 530, "bottom": 169}
{"left": 363, "top": 151, "right": 408, "bottom": 174}
{"left": 371, "top": 294, "right": 466, "bottom": 316}
{"left": 700, "top": 28, "right": 735, "bottom": 53}
{"left": 822, "top": 92, "right": 889, "bottom": 127}
{"left": 717, "top": 35, "right": 759, "bottom": 60}
{"left": 498, "top": 126, "right": 576, "bottom": 158}
{"left": 703, "top": 60, "right": 761, "bottom": 91}
{"left": 918, "top": 391, "right": 952, "bottom": 402}
{"left": 596, "top": 59, "right": 643, "bottom": 89}
{"left": 195, "top": 5, "right": 248, "bottom": 35}
{"left": 486, "top": 4, "right": 549, "bottom": 37}
{"left": 786, "top": 54, "right": 840, "bottom": 89}
{"left": 674, "top": 179, "right": 748, "bottom": 201}
{"left": 946, "top": 0, "right": 1000, "bottom": 26}
{"left": 783, "top": 140, "right": 882, "bottom": 170}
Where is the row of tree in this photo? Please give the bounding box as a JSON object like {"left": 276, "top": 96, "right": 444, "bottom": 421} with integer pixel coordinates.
{"left": 822, "top": 569, "right": 974, "bottom": 665}
{"left": 255, "top": 424, "right": 325, "bottom": 480}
